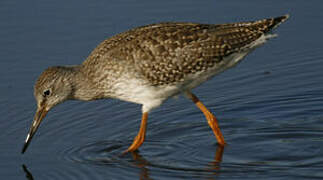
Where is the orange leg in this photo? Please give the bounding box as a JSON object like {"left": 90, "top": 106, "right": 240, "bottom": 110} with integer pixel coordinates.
{"left": 186, "top": 91, "right": 226, "bottom": 146}
{"left": 124, "top": 112, "right": 148, "bottom": 153}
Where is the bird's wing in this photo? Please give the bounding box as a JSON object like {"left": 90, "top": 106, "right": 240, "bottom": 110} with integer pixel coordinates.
{"left": 83, "top": 15, "right": 288, "bottom": 86}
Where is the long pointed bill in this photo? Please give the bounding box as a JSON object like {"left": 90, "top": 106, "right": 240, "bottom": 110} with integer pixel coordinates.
{"left": 22, "top": 106, "right": 48, "bottom": 154}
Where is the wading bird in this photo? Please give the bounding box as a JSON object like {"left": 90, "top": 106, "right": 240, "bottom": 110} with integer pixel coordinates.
{"left": 22, "top": 15, "right": 289, "bottom": 154}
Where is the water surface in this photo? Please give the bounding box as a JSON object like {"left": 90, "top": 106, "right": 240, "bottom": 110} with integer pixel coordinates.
{"left": 1, "top": 0, "right": 323, "bottom": 179}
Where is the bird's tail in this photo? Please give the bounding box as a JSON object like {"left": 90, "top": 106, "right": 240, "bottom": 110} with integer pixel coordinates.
{"left": 250, "top": 14, "right": 290, "bottom": 34}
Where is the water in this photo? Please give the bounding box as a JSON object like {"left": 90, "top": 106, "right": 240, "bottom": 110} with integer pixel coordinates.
{"left": 1, "top": 0, "right": 323, "bottom": 179}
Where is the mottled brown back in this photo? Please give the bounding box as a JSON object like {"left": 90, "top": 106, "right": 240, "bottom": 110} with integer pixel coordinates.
{"left": 83, "top": 15, "right": 288, "bottom": 86}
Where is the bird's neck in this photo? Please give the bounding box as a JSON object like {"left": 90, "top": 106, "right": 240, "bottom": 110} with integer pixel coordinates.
{"left": 67, "top": 65, "right": 105, "bottom": 101}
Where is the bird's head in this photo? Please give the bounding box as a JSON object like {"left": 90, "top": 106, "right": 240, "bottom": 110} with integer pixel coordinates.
{"left": 22, "top": 66, "right": 74, "bottom": 154}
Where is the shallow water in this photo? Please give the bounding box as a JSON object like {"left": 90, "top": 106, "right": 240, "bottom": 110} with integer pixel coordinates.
{"left": 1, "top": 0, "right": 323, "bottom": 179}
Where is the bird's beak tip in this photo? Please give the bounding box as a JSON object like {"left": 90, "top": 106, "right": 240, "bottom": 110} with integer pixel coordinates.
{"left": 21, "top": 147, "right": 26, "bottom": 154}
{"left": 21, "top": 134, "right": 31, "bottom": 154}
{"left": 22, "top": 106, "right": 48, "bottom": 154}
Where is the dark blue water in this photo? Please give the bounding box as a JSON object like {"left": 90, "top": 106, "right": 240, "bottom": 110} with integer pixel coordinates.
{"left": 1, "top": 0, "right": 323, "bottom": 179}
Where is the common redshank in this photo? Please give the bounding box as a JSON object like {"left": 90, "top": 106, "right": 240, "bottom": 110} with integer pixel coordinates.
{"left": 22, "top": 15, "right": 289, "bottom": 154}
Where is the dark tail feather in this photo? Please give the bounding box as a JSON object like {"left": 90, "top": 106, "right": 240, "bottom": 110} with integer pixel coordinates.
{"left": 263, "top": 14, "right": 290, "bottom": 33}
{"left": 244, "top": 14, "right": 290, "bottom": 34}
{"left": 269, "top": 14, "right": 290, "bottom": 29}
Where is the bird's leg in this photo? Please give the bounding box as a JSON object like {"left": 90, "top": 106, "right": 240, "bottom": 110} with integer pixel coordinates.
{"left": 124, "top": 112, "right": 148, "bottom": 153}
{"left": 186, "top": 91, "right": 226, "bottom": 146}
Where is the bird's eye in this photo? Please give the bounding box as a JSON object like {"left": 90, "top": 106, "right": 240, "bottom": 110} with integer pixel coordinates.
{"left": 43, "top": 90, "right": 51, "bottom": 97}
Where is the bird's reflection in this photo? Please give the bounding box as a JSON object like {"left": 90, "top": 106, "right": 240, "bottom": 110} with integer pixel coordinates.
{"left": 206, "top": 145, "right": 224, "bottom": 177}
{"left": 129, "top": 151, "right": 153, "bottom": 180}
{"left": 22, "top": 164, "right": 34, "bottom": 180}
{"left": 21, "top": 146, "right": 224, "bottom": 180}
{"left": 128, "top": 145, "right": 225, "bottom": 180}
{"left": 212, "top": 145, "right": 224, "bottom": 164}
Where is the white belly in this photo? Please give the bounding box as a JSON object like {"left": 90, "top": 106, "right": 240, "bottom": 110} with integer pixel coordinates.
{"left": 110, "top": 34, "right": 273, "bottom": 112}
